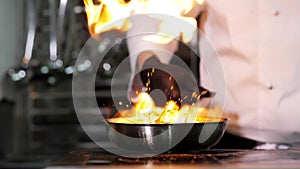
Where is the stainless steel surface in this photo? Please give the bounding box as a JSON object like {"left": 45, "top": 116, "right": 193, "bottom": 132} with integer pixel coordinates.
{"left": 45, "top": 149, "right": 300, "bottom": 169}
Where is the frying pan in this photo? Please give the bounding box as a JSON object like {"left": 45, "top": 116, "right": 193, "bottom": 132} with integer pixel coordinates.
{"left": 106, "top": 117, "right": 228, "bottom": 153}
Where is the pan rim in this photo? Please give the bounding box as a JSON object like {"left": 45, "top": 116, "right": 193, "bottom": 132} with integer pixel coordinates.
{"left": 106, "top": 117, "right": 228, "bottom": 126}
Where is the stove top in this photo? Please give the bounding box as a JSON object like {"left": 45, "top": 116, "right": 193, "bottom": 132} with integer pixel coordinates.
{"left": 52, "top": 148, "right": 300, "bottom": 168}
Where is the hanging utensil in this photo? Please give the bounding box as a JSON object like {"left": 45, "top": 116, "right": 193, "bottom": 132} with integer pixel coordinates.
{"left": 57, "top": 0, "right": 68, "bottom": 55}
{"left": 43, "top": 0, "right": 70, "bottom": 85}
{"left": 7, "top": 0, "right": 36, "bottom": 85}
{"left": 48, "top": 0, "right": 63, "bottom": 69}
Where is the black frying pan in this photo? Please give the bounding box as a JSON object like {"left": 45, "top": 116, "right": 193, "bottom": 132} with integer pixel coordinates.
{"left": 106, "top": 118, "right": 228, "bottom": 153}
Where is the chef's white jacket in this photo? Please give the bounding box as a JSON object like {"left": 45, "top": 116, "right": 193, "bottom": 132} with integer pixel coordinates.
{"left": 127, "top": 0, "right": 300, "bottom": 144}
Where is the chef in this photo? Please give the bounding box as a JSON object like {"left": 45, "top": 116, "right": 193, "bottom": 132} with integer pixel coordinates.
{"left": 127, "top": 0, "right": 300, "bottom": 149}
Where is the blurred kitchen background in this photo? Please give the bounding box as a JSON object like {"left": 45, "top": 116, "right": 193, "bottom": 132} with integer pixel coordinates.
{"left": 0, "top": 0, "right": 199, "bottom": 162}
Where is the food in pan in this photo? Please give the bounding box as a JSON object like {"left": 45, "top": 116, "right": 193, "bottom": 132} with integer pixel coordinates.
{"left": 109, "top": 92, "right": 223, "bottom": 124}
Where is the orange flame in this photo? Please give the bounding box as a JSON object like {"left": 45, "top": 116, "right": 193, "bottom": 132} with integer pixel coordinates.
{"left": 83, "top": 0, "right": 204, "bottom": 44}
{"left": 83, "top": 0, "right": 131, "bottom": 35}
{"left": 110, "top": 92, "right": 223, "bottom": 124}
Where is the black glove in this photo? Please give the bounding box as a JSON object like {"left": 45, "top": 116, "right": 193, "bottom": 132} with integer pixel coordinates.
{"left": 129, "top": 55, "right": 214, "bottom": 107}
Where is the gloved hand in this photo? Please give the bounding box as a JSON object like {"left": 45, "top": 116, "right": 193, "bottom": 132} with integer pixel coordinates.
{"left": 129, "top": 54, "right": 214, "bottom": 107}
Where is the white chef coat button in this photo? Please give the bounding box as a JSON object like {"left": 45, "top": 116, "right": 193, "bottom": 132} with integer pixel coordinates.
{"left": 272, "top": 9, "right": 279, "bottom": 16}
{"left": 267, "top": 83, "right": 273, "bottom": 90}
